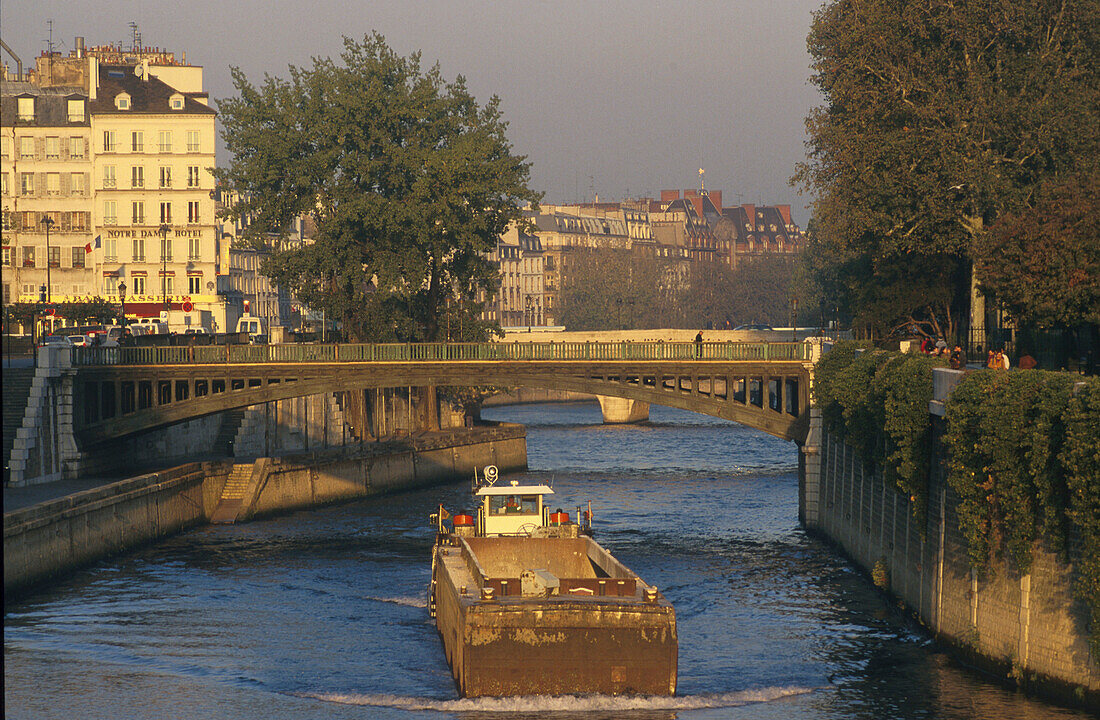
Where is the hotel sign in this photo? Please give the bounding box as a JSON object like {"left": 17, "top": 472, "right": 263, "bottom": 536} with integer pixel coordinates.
{"left": 105, "top": 227, "right": 205, "bottom": 239}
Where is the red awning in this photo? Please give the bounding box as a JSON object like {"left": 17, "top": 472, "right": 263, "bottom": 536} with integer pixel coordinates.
{"left": 122, "top": 301, "right": 190, "bottom": 317}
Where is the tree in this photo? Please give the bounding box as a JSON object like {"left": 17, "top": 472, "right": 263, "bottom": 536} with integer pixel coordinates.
{"left": 795, "top": 1, "right": 1100, "bottom": 337}
{"left": 7, "top": 303, "right": 40, "bottom": 331}
{"left": 58, "top": 298, "right": 121, "bottom": 325}
{"left": 681, "top": 257, "right": 798, "bottom": 329}
{"left": 216, "top": 34, "right": 541, "bottom": 341}
{"left": 560, "top": 246, "right": 798, "bottom": 330}
{"left": 559, "top": 246, "right": 664, "bottom": 330}
{"left": 976, "top": 171, "right": 1100, "bottom": 328}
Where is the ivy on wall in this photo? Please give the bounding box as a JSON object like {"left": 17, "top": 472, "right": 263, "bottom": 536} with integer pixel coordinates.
{"left": 1063, "top": 381, "right": 1100, "bottom": 659}
{"left": 816, "top": 342, "right": 1100, "bottom": 659}
{"left": 944, "top": 371, "right": 1100, "bottom": 657}
{"left": 812, "top": 341, "right": 942, "bottom": 523}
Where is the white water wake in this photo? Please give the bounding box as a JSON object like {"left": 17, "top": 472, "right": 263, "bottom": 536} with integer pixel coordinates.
{"left": 301, "top": 686, "right": 813, "bottom": 712}
{"left": 363, "top": 595, "right": 428, "bottom": 608}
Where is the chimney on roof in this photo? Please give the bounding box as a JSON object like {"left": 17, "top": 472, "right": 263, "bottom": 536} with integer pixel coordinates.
{"left": 75, "top": 37, "right": 85, "bottom": 58}
{"left": 660, "top": 189, "right": 681, "bottom": 203}
{"left": 710, "top": 191, "right": 722, "bottom": 211}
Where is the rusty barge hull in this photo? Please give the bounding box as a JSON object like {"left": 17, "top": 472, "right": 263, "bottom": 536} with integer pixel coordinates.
{"left": 432, "top": 536, "right": 677, "bottom": 697}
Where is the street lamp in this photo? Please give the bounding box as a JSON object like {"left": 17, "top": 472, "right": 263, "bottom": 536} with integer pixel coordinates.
{"left": 159, "top": 224, "right": 171, "bottom": 312}
{"left": 41, "top": 216, "right": 55, "bottom": 304}
{"left": 118, "top": 281, "right": 127, "bottom": 327}
{"left": 525, "top": 296, "right": 532, "bottom": 329}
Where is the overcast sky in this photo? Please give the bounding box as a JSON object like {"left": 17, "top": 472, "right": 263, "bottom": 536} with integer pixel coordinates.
{"left": 3, "top": 0, "right": 824, "bottom": 223}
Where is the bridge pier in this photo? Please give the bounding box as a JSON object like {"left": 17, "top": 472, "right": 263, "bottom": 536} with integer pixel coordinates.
{"left": 797, "top": 407, "right": 823, "bottom": 528}
{"left": 596, "top": 395, "right": 650, "bottom": 424}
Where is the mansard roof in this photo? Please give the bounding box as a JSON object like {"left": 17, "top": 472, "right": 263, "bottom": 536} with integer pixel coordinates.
{"left": 0, "top": 82, "right": 89, "bottom": 127}
{"left": 89, "top": 65, "right": 215, "bottom": 115}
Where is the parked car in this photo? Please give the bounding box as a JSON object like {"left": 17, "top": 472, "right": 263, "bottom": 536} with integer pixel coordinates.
{"left": 68, "top": 334, "right": 90, "bottom": 347}
{"left": 97, "top": 326, "right": 123, "bottom": 347}
{"left": 39, "top": 334, "right": 74, "bottom": 348}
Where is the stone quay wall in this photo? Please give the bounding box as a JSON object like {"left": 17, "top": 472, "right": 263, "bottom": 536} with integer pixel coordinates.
{"left": 4, "top": 462, "right": 229, "bottom": 595}
{"left": 244, "top": 424, "right": 527, "bottom": 520}
{"left": 4, "top": 426, "right": 527, "bottom": 597}
{"left": 800, "top": 415, "right": 1098, "bottom": 708}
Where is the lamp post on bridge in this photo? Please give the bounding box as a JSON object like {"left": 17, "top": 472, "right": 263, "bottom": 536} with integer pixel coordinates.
{"left": 41, "top": 216, "right": 55, "bottom": 304}
{"left": 118, "top": 281, "right": 127, "bottom": 327}
{"left": 159, "top": 224, "right": 171, "bottom": 313}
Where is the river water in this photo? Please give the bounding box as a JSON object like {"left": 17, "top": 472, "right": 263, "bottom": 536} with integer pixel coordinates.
{"left": 4, "top": 402, "right": 1089, "bottom": 719}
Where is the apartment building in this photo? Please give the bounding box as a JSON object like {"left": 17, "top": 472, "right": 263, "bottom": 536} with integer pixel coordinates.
{"left": 2, "top": 39, "right": 224, "bottom": 326}
{"left": 487, "top": 224, "right": 545, "bottom": 328}
{"left": 509, "top": 192, "right": 804, "bottom": 327}
{"left": 1, "top": 82, "right": 94, "bottom": 305}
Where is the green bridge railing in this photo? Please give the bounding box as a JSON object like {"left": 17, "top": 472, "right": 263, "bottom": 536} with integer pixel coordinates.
{"left": 71, "top": 340, "right": 811, "bottom": 366}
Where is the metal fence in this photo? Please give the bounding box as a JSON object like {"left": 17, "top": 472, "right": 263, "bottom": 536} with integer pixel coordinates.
{"left": 71, "top": 340, "right": 812, "bottom": 366}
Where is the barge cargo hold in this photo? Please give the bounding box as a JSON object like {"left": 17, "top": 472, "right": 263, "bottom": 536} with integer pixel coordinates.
{"left": 428, "top": 469, "right": 677, "bottom": 697}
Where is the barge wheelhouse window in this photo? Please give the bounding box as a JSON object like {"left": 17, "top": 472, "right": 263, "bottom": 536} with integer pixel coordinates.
{"left": 489, "top": 495, "right": 539, "bottom": 515}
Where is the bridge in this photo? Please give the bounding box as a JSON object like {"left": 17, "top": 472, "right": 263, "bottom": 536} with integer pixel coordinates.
{"left": 7, "top": 339, "right": 817, "bottom": 485}
{"left": 68, "top": 340, "right": 815, "bottom": 442}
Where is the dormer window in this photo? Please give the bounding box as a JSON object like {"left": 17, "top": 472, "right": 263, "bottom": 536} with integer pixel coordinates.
{"left": 17, "top": 96, "right": 34, "bottom": 121}
{"left": 67, "top": 98, "right": 86, "bottom": 123}
{"left": 169, "top": 93, "right": 185, "bottom": 111}
{"left": 115, "top": 93, "right": 131, "bottom": 110}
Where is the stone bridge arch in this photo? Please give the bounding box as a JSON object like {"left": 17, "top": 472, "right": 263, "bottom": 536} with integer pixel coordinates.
{"left": 71, "top": 352, "right": 813, "bottom": 447}
{"left": 4, "top": 341, "right": 818, "bottom": 484}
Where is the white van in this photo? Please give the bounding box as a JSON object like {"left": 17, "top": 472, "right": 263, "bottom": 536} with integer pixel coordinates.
{"left": 131, "top": 318, "right": 169, "bottom": 335}
{"left": 235, "top": 316, "right": 267, "bottom": 344}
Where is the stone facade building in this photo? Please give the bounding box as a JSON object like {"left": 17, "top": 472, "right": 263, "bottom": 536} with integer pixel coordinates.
{"left": 2, "top": 39, "right": 224, "bottom": 328}
{"left": 217, "top": 211, "right": 312, "bottom": 334}
{"left": 1, "top": 77, "right": 94, "bottom": 306}
{"left": 503, "top": 191, "right": 803, "bottom": 328}
{"left": 485, "top": 224, "right": 545, "bottom": 328}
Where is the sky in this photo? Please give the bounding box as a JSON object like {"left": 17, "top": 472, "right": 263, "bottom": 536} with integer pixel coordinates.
{"left": 2, "top": 0, "right": 825, "bottom": 224}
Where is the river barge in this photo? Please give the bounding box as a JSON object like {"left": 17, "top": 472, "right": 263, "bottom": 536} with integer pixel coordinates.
{"left": 428, "top": 466, "right": 677, "bottom": 697}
